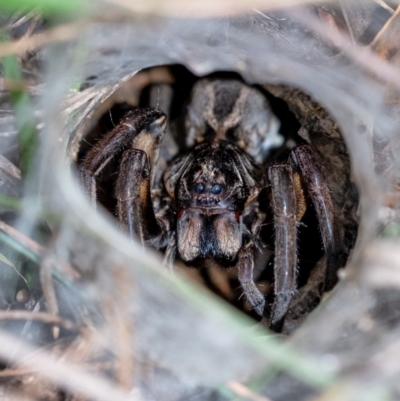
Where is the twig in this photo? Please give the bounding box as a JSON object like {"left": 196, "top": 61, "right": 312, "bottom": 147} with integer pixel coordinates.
{"left": 40, "top": 256, "right": 60, "bottom": 339}
{"left": 0, "top": 361, "right": 116, "bottom": 377}
{"left": 0, "top": 310, "right": 80, "bottom": 332}
{"left": 0, "top": 367, "right": 36, "bottom": 377}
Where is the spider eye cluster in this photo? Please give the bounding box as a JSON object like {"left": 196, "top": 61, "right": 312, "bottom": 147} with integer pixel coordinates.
{"left": 194, "top": 183, "right": 223, "bottom": 195}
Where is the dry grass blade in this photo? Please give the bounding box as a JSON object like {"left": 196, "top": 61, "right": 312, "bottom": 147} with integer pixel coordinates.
{"left": 0, "top": 154, "right": 21, "bottom": 181}
{"left": 374, "top": 0, "right": 396, "bottom": 14}
{"left": 371, "top": 5, "right": 400, "bottom": 99}
{"left": 0, "top": 219, "right": 47, "bottom": 255}
{"left": 0, "top": 219, "right": 80, "bottom": 279}
{"left": 0, "top": 22, "right": 83, "bottom": 58}
{"left": 228, "top": 381, "right": 274, "bottom": 401}
{"left": 290, "top": 9, "right": 400, "bottom": 101}
{"left": 372, "top": 5, "right": 400, "bottom": 48}
{"left": 6, "top": 11, "right": 38, "bottom": 30}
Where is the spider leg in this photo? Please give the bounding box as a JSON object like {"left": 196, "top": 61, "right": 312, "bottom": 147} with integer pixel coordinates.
{"left": 115, "top": 113, "right": 168, "bottom": 245}
{"left": 268, "top": 165, "right": 297, "bottom": 331}
{"left": 237, "top": 244, "right": 265, "bottom": 316}
{"left": 290, "top": 144, "right": 341, "bottom": 291}
{"left": 115, "top": 150, "right": 157, "bottom": 242}
{"left": 79, "top": 108, "right": 166, "bottom": 205}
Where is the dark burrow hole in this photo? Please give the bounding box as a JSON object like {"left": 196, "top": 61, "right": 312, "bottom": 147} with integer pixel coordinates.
{"left": 76, "top": 64, "right": 355, "bottom": 333}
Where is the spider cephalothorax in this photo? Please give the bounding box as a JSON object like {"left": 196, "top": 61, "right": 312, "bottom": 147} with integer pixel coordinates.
{"left": 165, "top": 140, "right": 264, "bottom": 266}
{"left": 79, "top": 76, "right": 342, "bottom": 331}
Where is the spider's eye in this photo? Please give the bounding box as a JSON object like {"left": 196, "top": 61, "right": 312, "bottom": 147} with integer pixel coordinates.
{"left": 195, "top": 183, "right": 205, "bottom": 193}
{"left": 211, "top": 184, "right": 222, "bottom": 195}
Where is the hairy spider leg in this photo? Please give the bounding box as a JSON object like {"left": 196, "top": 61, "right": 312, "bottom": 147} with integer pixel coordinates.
{"left": 267, "top": 144, "right": 342, "bottom": 331}
{"left": 290, "top": 145, "right": 342, "bottom": 291}
{"left": 79, "top": 107, "right": 168, "bottom": 245}
{"left": 116, "top": 149, "right": 161, "bottom": 243}
{"left": 268, "top": 165, "right": 298, "bottom": 331}
{"left": 237, "top": 244, "right": 266, "bottom": 316}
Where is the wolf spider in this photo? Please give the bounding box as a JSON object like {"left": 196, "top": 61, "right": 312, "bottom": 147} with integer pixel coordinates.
{"left": 79, "top": 77, "right": 342, "bottom": 331}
